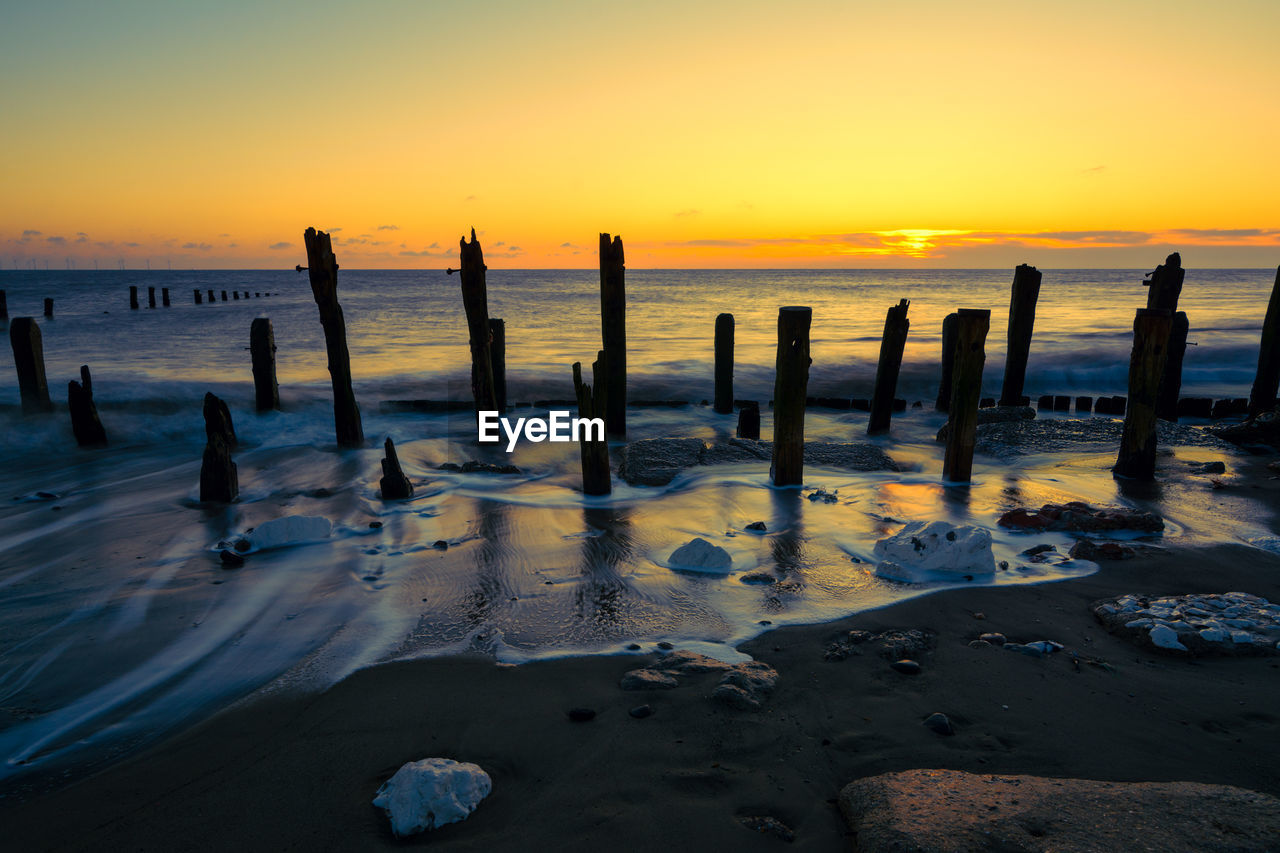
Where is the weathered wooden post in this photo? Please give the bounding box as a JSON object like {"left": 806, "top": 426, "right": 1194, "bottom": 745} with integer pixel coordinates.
{"left": 233, "top": 291, "right": 239, "bottom": 300}
{"left": 1157, "top": 311, "right": 1189, "bottom": 421}
{"left": 243, "top": 291, "right": 249, "bottom": 299}
{"left": 868, "top": 299, "right": 910, "bottom": 434}
{"left": 207, "top": 289, "right": 215, "bottom": 303}
{"left": 573, "top": 356, "right": 612, "bottom": 496}
{"left": 770, "top": 306, "right": 812, "bottom": 486}
{"left": 935, "top": 312, "right": 958, "bottom": 411}
{"left": 998, "top": 264, "right": 1041, "bottom": 406}
{"left": 221, "top": 291, "right": 228, "bottom": 302}
{"left": 199, "top": 391, "right": 238, "bottom": 503}
{"left": 457, "top": 229, "right": 498, "bottom": 418}
{"left": 1145, "top": 252, "right": 1184, "bottom": 311}
{"left": 68, "top": 365, "right": 106, "bottom": 447}
{"left": 1143, "top": 252, "right": 1186, "bottom": 422}
{"left": 714, "top": 313, "right": 734, "bottom": 414}
{"left": 0, "top": 290, "right": 7, "bottom": 322}
{"left": 130, "top": 286, "right": 140, "bottom": 310}
{"left": 1114, "top": 308, "right": 1172, "bottom": 480}
{"left": 599, "top": 233, "right": 627, "bottom": 436}
{"left": 43, "top": 298, "right": 53, "bottom": 319}
{"left": 250, "top": 318, "right": 279, "bottom": 412}
{"left": 489, "top": 318, "right": 507, "bottom": 412}
{"left": 1248, "top": 266, "right": 1280, "bottom": 415}
{"left": 737, "top": 402, "right": 760, "bottom": 439}
{"left": 942, "top": 309, "right": 991, "bottom": 482}
{"left": 10, "top": 318, "right": 53, "bottom": 414}
{"left": 379, "top": 437, "right": 414, "bottom": 500}
{"left": 194, "top": 289, "right": 203, "bottom": 305}
{"left": 148, "top": 286, "right": 157, "bottom": 309}
{"left": 304, "top": 227, "right": 363, "bottom": 447}
{"left": 162, "top": 287, "right": 170, "bottom": 307}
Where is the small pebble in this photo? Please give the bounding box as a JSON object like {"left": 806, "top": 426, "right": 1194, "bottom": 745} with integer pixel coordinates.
{"left": 567, "top": 708, "right": 597, "bottom": 722}
{"left": 657, "top": 641, "right": 674, "bottom": 650}
{"left": 629, "top": 705, "right": 653, "bottom": 719}
{"left": 219, "top": 550, "right": 245, "bottom": 568}
{"left": 626, "top": 643, "right": 642, "bottom": 651}
{"left": 369, "top": 521, "right": 383, "bottom": 529}
{"left": 745, "top": 521, "right": 768, "bottom": 532}
{"left": 890, "top": 659, "right": 921, "bottom": 675}
{"left": 432, "top": 540, "right": 449, "bottom": 550}
{"left": 923, "top": 712, "right": 955, "bottom": 736}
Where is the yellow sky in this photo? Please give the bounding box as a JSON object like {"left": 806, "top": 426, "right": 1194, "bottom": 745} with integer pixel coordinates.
{"left": 3, "top": 0, "right": 1279, "bottom": 268}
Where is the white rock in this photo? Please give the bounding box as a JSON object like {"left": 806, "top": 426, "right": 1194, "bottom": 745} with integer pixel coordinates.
{"left": 1230, "top": 631, "right": 1255, "bottom": 644}
{"left": 1148, "top": 624, "right": 1187, "bottom": 651}
{"left": 372, "top": 758, "right": 492, "bottom": 838}
{"left": 668, "top": 537, "right": 733, "bottom": 572}
{"left": 872, "top": 521, "right": 995, "bottom": 583}
{"left": 1199, "top": 628, "right": 1227, "bottom": 643}
{"left": 245, "top": 515, "right": 332, "bottom": 551}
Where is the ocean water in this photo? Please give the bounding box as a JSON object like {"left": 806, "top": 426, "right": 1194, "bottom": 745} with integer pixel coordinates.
{"left": 0, "top": 266, "right": 1277, "bottom": 787}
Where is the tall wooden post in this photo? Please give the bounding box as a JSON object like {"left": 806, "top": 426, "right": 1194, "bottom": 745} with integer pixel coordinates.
{"left": 162, "top": 287, "right": 170, "bottom": 307}
{"left": 942, "top": 309, "right": 991, "bottom": 483}
{"left": 221, "top": 291, "right": 228, "bottom": 302}
{"left": 714, "top": 313, "right": 734, "bottom": 414}
{"left": 1157, "top": 311, "right": 1189, "bottom": 421}
{"left": 868, "top": 299, "right": 910, "bottom": 434}
{"left": 130, "top": 286, "right": 140, "bottom": 310}
{"left": 935, "top": 312, "right": 958, "bottom": 411}
{"left": 998, "top": 264, "right": 1041, "bottom": 406}
{"left": 770, "top": 306, "right": 812, "bottom": 486}
{"left": 458, "top": 228, "right": 498, "bottom": 417}
{"left": 1114, "top": 308, "right": 1172, "bottom": 480}
{"left": 379, "top": 437, "right": 414, "bottom": 500}
{"left": 10, "top": 318, "right": 53, "bottom": 414}
{"left": 489, "top": 318, "right": 507, "bottom": 412}
{"left": 43, "top": 298, "right": 53, "bottom": 319}
{"left": 194, "top": 289, "right": 203, "bottom": 305}
{"left": 304, "top": 227, "right": 364, "bottom": 447}
{"left": 68, "top": 365, "right": 106, "bottom": 447}
{"left": 573, "top": 357, "right": 612, "bottom": 496}
{"left": 200, "top": 392, "right": 238, "bottom": 503}
{"left": 250, "top": 318, "right": 279, "bottom": 412}
{"left": 148, "top": 286, "right": 157, "bottom": 309}
{"left": 1248, "top": 266, "right": 1280, "bottom": 415}
{"left": 599, "top": 233, "right": 627, "bottom": 436}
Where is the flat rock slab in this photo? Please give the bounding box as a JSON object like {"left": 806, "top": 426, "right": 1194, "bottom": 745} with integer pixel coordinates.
{"left": 972, "top": 418, "right": 1230, "bottom": 457}
{"left": 1093, "top": 592, "right": 1280, "bottom": 656}
{"left": 619, "top": 438, "right": 899, "bottom": 486}
{"left": 839, "top": 768, "right": 1280, "bottom": 853}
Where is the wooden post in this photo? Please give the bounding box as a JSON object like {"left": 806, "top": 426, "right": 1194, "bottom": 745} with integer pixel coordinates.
{"left": 233, "top": 291, "right": 239, "bottom": 300}
{"left": 935, "top": 312, "right": 958, "bottom": 411}
{"left": 737, "top": 402, "right": 760, "bottom": 439}
{"left": 304, "top": 227, "right": 364, "bottom": 447}
{"left": 1157, "top": 311, "right": 1188, "bottom": 421}
{"left": 0, "top": 289, "right": 7, "bottom": 322}
{"left": 998, "top": 264, "right": 1041, "bottom": 406}
{"left": 489, "top": 318, "right": 507, "bottom": 412}
{"left": 770, "top": 306, "right": 812, "bottom": 486}
{"left": 1145, "top": 252, "right": 1184, "bottom": 311}
{"left": 10, "top": 318, "right": 53, "bottom": 414}
{"left": 148, "top": 286, "right": 157, "bottom": 309}
{"left": 43, "top": 298, "right": 53, "bottom": 319}
{"left": 573, "top": 357, "right": 612, "bottom": 495}
{"left": 868, "top": 299, "right": 910, "bottom": 434}
{"left": 379, "top": 437, "right": 414, "bottom": 500}
{"left": 68, "top": 365, "right": 106, "bottom": 447}
{"left": 458, "top": 229, "right": 498, "bottom": 416}
{"left": 942, "top": 309, "right": 991, "bottom": 483}
{"left": 208, "top": 289, "right": 215, "bottom": 303}
{"left": 1114, "top": 308, "right": 1172, "bottom": 480}
{"left": 243, "top": 291, "right": 249, "bottom": 299}
{"left": 194, "top": 289, "right": 203, "bottom": 305}
{"left": 162, "top": 287, "right": 170, "bottom": 307}
{"left": 250, "top": 318, "right": 279, "bottom": 412}
{"left": 599, "top": 233, "right": 627, "bottom": 436}
{"left": 714, "top": 313, "right": 734, "bottom": 414}
{"left": 130, "top": 286, "right": 140, "bottom": 310}
{"left": 1249, "top": 266, "right": 1280, "bottom": 415}
{"left": 199, "top": 391, "right": 238, "bottom": 503}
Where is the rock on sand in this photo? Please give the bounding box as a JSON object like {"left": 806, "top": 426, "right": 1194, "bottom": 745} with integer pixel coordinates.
{"left": 372, "top": 757, "right": 491, "bottom": 838}
{"left": 873, "top": 521, "right": 995, "bottom": 583}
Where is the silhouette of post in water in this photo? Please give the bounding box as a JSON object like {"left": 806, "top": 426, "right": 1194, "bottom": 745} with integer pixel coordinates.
{"left": 130, "top": 286, "right": 140, "bottom": 310}
{"left": 770, "top": 306, "right": 812, "bottom": 486}
{"left": 208, "top": 289, "right": 215, "bottom": 303}
{"left": 868, "top": 299, "right": 910, "bottom": 434}
{"left": 379, "top": 437, "right": 413, "bottom": 500}
{"left": 737, "top": 402, "right": 760, "bottom": 439}
{"left": 935, "top": 312, "right": 958, "bottom": 411}
{"left": 458, "top": 229, "right": 498, "bottom": 417}
{"left": 942, "top": 309, "right": 991, "bottom": 482}
{"left": 68, "top": 365, "right": 106, "bottom": 447}
{"left": 1144, "top": 253, "right": 1187, "bottom": 422}
{"left": 998, "top": 264, "right": 1041, "bottom": 406}
{"left": 194, "top": 289, "right": 203, "bottom": 305}
{"left": 573, "top": 356, "right": 612, "bottom": 495}
{"left": 1114, "top": 308, "right": 1172, "bottom": 479}
{"left": 43, "top": 298, "right": 53, "bottom": 319}
{"left": 162, "top": 287, "right": 170, "bottom": 307}
{"left": 714, "top": 313, "right": 734, "bottom": 414}
{"left": 148, "top": 287, "right": 157, "bottom": 309}
{"left": 250, "top": 318, "right": 279, "bottom": 411}
{"left": 200, "top": 392, "right": 238, "bottom": 503}
{"left": 489, "top": 318, "right": 507, "bottom": 412}
{"left": 599, "top": 233, "right": 626, "bottom": 436}
{"left": 304, "top": 227, "right": 364, "bottom": 447}
{"left": 0, "top": 290, "right": 7, "bottom": 323}
{"left": 10, "top": 318, "right": 53, "bottom": 414}
{"left": 1248, "top": 266, "right": 1280, "bottom": 415}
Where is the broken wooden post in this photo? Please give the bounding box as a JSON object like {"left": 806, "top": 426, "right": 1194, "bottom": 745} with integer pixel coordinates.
{"left": 250, "top": 318, "right": 279, "bottom": 412}
{"left": 199, "top": 391, "right": 238, "bottom": 503}
{"left": 1249, "top": 266, "right": 1280, "bottom": 415}
{"left": 221, "top": 290, "right": 228, "bottom": 302}
{"left": 43, "top": 298, "right": 53, "bottom": 319}
{"left": 1114, "top": 308, "right": 1172, "bottom": 480}
{"left": 148, "top": 286, "right": 157, "bottom": 309}
{"left": 379, "top": 437, "right": 414, "bottom": 500}
{"left": 770, "top": 306, "right": 812, "bottom": 486}
{"left": 207, "top": 289, "right": 215, "bottom": 303}
{"left": 1145, "top": 252, "right": 1184, "bottom": 311}
{"left": 304, "top": 227, "right": 364, "bottom": 447}
{"left": 0, "top": 289, "right": 7, "bottom": 322}
{"left": 868, "top": 299, "right": 910, "bottom": 435}
{"left": 458, "top": 228, "right": 498, "bottom": 416}
{"left": 489, "top": 317, "right": 507, "bottom": 412}
{"left": 599, "top": 233, "right": 627, "bottom": 436}
{"left": 162, "top": 287, "right": 170, "bottom": 307}
{"left": 714, "top": 313, "right": 734, "bottom": 414}
{"left": 243, "top": 291, "right": 249, "bottom": 299}
{"left": 998, "top": 264, "right": 1041, "bottom": 406}
{"left": 233, "top": 291, "right": 239, "bottom": 300}
{"left": 935, "top": 312, "right": 958, "bottom": 411}
{"left": 130, "top": 286, "right": 140, "bottom": 310}
{"left": 68, "top": 365, "right": 106, "bottom": 447}
{"left": 573, "top": 357, "right": 612, "bottom": 496}
{"left": 737, "top": 402, "right": 760, "bottom": 439}
{"left": 10, "top": 318, "right": 53, "bottom": 414}
{"left": 1157, "top": 311, "right": 1189, "bottom": 421}
{"left": 194, "top": 289, "right": 203, "bottom": 305}
{"left": 942, "top": 309, "right": 991, "bottom": 483}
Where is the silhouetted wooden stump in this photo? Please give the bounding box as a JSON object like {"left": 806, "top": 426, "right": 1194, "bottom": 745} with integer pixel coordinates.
{"left": 1157, "top": 311, "right": 1188, "bottom": 421}
{"left": 0, "top": 289, "right": 7, "bottom": 323}
{"left": 148, "top": 287, "right": 157, "bottom": 309}
{"left": 250, "top": 318, "right": 279, "bottom": 411}
{"left": 1115, "top": 308, "right": 1172, "bottom": 480}
{"left": 304, "top": 227, "right": 364, "bottom": 447}
{"left": 1249, "top": 266, "right": 1280, "bottom": 415}
{"left": 935, "top": 312, "right": 958, "bottom": 411}
{"left": 770, "top": 306, "right": 812, "bottom": 486}
{"left": 162, "top": 287, "right": 170, "bottom": 307}
{"left": 737, "top": 402, "right": 761, "bottom": 439}
{"left": 9, "top": 318, "right": 53, "bottom": 414}
{"left": 574, "top": 356, "right": 612, "bottom": 496}
{"left": 200, "top": 392, "right": 238, "bottom": 503}
{"left": 130, "top": 286, "right": 140, "bottom": 310}
{"left": 233, "top": 291, "right": 239, "bottom": 300}
{"left": 489, "top": 317, "right": 507, "bottom": 412}
{"left": 379, "top": 437, "right": 414, "bottom": 500}
{"left": 599, "top": 233, "right": 627, "bottom": 436}
{"left": 221, "top": 291, "right": 228, "bottom": 302}
{"left": 1145, "top": 252, "right": 1184, "bottom": 312}
{"left": 43, "top": 298, "right": 53, "bottom": 319}
{"left": 868, "top": 299, "right": 910, "bottom": 435}
{"left": 208, "top": 289, "right": 215, "bottom": 303}
{"left": 68, "top": 365, "right": 106, "bottom": 447}
{"left": 194, "top": 289, "right": 202, "bottom": 305}
{"left": 458, "top": 228, "right": 498, "bottom": 417}
{"left": 942, "top": 309, "right": 990, "bottom": 483}
{"left": 998, "top": 264, "right": 1041, "bottom": 406}
{"left": 714, "top": 313, "right": 734, "bottom": 414}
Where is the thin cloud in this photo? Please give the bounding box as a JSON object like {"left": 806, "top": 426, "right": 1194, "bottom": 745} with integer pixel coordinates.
{"left": 22, "top": 229, "right": 41, "bottom": 237}
{"left": 46, "top": 235, "right": 66, "bottom": 246}
{"left": 674, "top": 209, "right": 701, "bottom": 218}
{"left": 377, "top": 224, "right": 399, "bottom": 231}
{"left": 268, "top": 241, "right": 292, "bottom": 250}
{"left": 182, "top": 242, "right": 213, "bottom": 250}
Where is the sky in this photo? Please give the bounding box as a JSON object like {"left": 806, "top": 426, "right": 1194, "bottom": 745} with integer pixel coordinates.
{"left": 3, "top": 0, "right": 1279, "bottom": 269}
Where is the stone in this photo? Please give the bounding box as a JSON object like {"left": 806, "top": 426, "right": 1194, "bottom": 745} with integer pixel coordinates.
{"left": 1069, "top": 539, "right": 1136, "bottom": 561}
{"left": 738, "top": 815, "right": 795, "bottom": 842}
{"left": 712, "top": 683, "right": 761, "bottom": 710}
{"left": 566, "top": 708, "right": 596, "bottom": 722}
{"left": 978, "top": 632, "right": 1006, "bottom": 645}
{"left": 873, "top": 521, "right": 995, "bottom": 582}
{"left": 243, "top": 515, "right": 332, "bottom": 552}
{"left": 628, "top": 704, "right": 653, "bottom": 719}
{"left": 668, "top": 537, "right": 732, "bottom": 572}
{"left": 739, "top": 571, "right": 776, "bottom": 584}
{"left": 372, "top": 757, "right": 491, "bottom": 838}
{"left": 1093, "top": 593, "right": 1280, "bottom": 656}
{"left": 438, "top": 460, "right": 521, "bottom": 474}
{"left": 890, "top": 659, "right": 921, "bottom": 675}
{"left": 744, "top": 521, "right": 767, "bottom": 532}
{"left": 432, "top": 540, "right": 449, "bottom": 550}
{"left": 219, "top": 549, "right": 245, "bottom": 568}
{"left": 999, "top": 501, "right": 1163, "bottom": 534}
{"left": 619, "top": 669, "right": 679, "bottom": 690}
{"left": 923, "top": 712, "right": 954, "bottom": 736}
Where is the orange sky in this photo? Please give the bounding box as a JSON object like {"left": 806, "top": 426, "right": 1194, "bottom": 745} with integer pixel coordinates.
{"left": 3, "top": 0, "right": 1279, "bottom": 269}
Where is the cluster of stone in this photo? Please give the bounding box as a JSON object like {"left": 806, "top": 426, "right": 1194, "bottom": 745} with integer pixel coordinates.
{"left": 619, "top": 649, "right": 778, "bottom": 710}
{"left": 999, "top": 501, "right": 1163, "bottom": 533}
{"left": 1092, "top": 592, "right": 1280, "bottom": 655}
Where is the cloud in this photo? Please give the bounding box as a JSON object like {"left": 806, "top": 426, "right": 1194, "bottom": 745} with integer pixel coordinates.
{"left": 494, "top": 241, "right": 505, "bottom": 247}
{"left": 75, "top": 232, "right": 89, "bottom": 242}
{"left": 377, "top": 224, "right": 399, "bottom": 231}
{"left": 22, "top": 229, "right": 41, "bottom": 237}
{"left": 46, "top": 235, "right": 66, "bottom": 246}
{"left": 674, "top": 209, "right": 701, "bottom": 218}
{"left": 398, "top": 249, "right": 436, "bottom": 257}
{"left": 124, "top": 242, "right": 140, "bottom": 248}
{"left": 1082, "top": 165, "right": 1107, "bottom": 174}
{"left": 464, "top": 195, "right": 477, "bottom": 202}
{"left": 329, "top": 227, "right": 342, "bottom": 233}
{"left": 182, "top": 242, "right": 213, "bottom": 250}
{"left": 268, "top": 241, "right": 292, "bottom": 250}
{"left": 508, "top": 246, "right": 522, "bottom": 252}
{"left": 428, "top": 242, "right": 440, "bottom": 249}
{"left": 560, "top": 241, "right": 575, "bottom": 248}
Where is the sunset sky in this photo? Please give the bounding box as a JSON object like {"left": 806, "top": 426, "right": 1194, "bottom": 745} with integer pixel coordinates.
{"left": 3, "top": 0, "right": 1279, "bottom": 269}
